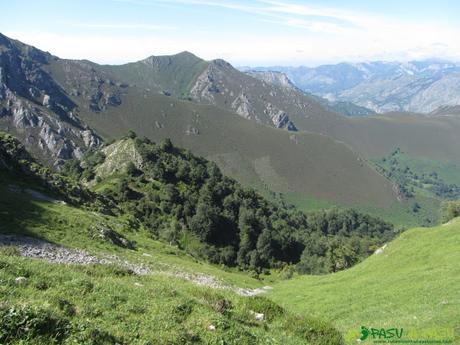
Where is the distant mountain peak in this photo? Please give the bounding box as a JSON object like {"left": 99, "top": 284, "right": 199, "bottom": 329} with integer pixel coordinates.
{"left": 251, "top": 60, "right": 460, "bottom": 113}
{"left": 140, "top": 50, "right": 204, "bottom": 66}
{"left": 210, "top": 58, "right": 233, "bottom": 68}
{"left": 175, "top": 50, "right": 201, "bottom": 59}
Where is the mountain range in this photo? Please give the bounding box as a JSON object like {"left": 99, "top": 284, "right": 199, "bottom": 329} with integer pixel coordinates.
{"left": 2, "top": 32, "right": 460, "bottom": 226}
{"left": 245, "top": 60, "right": 460, "bottom": 113}
{"left": 1, "top": 31, "right": 459, "bottom": 345}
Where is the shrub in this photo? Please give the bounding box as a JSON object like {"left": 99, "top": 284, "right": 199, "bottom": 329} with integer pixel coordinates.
{"left": 241, "top": 296, "right": 284, "bottom": 322}
{"left": 284, "top": 315, "right": 344, "bottom": 345}
{"left": 0, "top": 246, "right": 20, "bottom": 256}
{"left": 70, "top": 322, "right": 125, "bottom": 345}
{"left": 57, "top": 299, "right": 76, "bottom": 317}
{"left": 280, "top": 264, "right": 295, "bottom": 280}
{"left": 0, "top": 304, "right": 71, "bottom": 343}
{"left": 172, "top": 301, "right": 194, "bottom": 322}
{"left": 440, "top": 200, "right": 460, "bottom": 223}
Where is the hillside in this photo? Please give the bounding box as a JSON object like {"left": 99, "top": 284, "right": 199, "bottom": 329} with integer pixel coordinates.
{"left": 0, "top": 130, "right": 405, "bottom": 344}
{"left": 99, "top": 54, "right": 340, "bottom": 131}
{"left": 321, "top": 113, "right": 460, "bottom": 164}
{"left": 2, "top": 131, "right": 395, "bottom": 273}
{"left": 1, "top": 130, "right": 456, "bottom": 344}
{"left": 0, "top": 148, "right": 345, "bottom": 345}
{"left": 268, "top": 221, "right": 460, "bottom": 344}
{"left": 4, "top": 33, "right": 460, "bottom": 226}
{"left": 0, "top": 33, "right": 101, "bottom": 166}
{"left": 100, "top": 51, "right": 208, "bottom": 97}
{"left": 0, "top": 33, "right": 404, "bottom": 214}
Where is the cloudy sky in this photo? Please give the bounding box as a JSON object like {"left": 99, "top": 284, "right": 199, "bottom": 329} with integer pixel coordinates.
{"left": 2, "top": 0, "right": 460, "bottom": 66}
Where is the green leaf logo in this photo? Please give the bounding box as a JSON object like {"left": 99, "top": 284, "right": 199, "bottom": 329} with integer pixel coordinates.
{"left": 360, "top": 326, "right": 369, "bottom": 341}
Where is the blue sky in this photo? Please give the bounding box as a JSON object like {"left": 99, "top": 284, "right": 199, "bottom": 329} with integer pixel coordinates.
{"left": 2, "top": 0, "right": 460, "bottom": 66}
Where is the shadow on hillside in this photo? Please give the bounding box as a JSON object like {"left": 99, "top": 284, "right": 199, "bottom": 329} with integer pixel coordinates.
{"left": 0, "top": 178, "right": 61, "bottom": 245}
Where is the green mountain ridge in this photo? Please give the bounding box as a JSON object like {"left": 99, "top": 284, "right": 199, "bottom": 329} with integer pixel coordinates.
{"left": 2, "top": 32, "right": 460, "bottom": 227}
{"left": 0, "top": 32, "right": 405, "bottom": 216}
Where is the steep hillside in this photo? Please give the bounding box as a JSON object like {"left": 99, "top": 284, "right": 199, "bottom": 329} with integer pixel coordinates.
{"left": 0, "top": 33, "right": 101, "bottom": 166}
{"left": 93, "top": 47, "right": 460, "bottom": 172}
{"left": 100, "top": 51, "right": 208, "bottom": 97}
{"left": 321, "top": 113, "right": 460, "bottom": 164}
{"left": 74, "top": 89, "right": 399, "bottom": 208}
{"left": 61, "top": 135, "right": 396, "bottom": 273}
{"left": 6, "top": 32, "right": 460, "bottom": 225}
{"left": 268, "top": 221, "right": 460, "bottom": 344}
{"left": 0, "top": 141, "right": 345, "bottom": 345}
{"left": 100, "top": 53, "right": 344, "bottom": 131}
{"left": 0, "top": 131, "right": 407, "bottom": 344}
{"left": 0, "top": 33, "right": 402, "bottom": 212}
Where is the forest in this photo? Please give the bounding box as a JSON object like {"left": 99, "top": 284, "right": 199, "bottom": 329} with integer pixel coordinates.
{"left": 62, "top": 134, "right": 395, "bottom": 275}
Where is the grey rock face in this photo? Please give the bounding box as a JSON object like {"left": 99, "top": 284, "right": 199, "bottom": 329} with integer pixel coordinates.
{"left": 190, "top": 60, "right": 301, "bottom": 131}
{"left": 0, "top": 34, "right": 102, "bottom": 166}
{"left": 264, "top": 102, "right": 297, "bottom": 130}
{"left": 189, "top": 63, "right": 220, "bottom": 103}
{"left": 1, "top": 87, "right": 100, "bottom": 165}
{"left": 246, "top": 70, "right": 298, "bottom": 91}
{"left": 231, "top": 93, "right": 253, "bottom": 119}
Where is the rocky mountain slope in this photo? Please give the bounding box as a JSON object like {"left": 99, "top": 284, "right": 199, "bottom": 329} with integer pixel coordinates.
{"left": 0, "top": 32, "right": 402, "bottom": 212}
{"left": 251, "top": 60, "right": 460, "bottom": 113}
{"left": 101, "top": 55, "right": 333, "bottom": 130}
{"left": 0, "top": 33, "right": 101, "bottom": 166}
{"left": 4, "top": 33, "right": 460, "bottom": 225}
{"left": 245, "top": 70, "right": 375, "bottom": 117}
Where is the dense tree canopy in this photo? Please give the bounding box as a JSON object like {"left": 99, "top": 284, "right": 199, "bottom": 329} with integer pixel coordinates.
{"left": 63, "top": 136, "right": 396, "bottom": 274}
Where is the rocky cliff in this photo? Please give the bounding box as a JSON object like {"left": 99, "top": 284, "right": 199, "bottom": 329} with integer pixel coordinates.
{"left": 0, "top": 33, "right": 102, "bottom": 166}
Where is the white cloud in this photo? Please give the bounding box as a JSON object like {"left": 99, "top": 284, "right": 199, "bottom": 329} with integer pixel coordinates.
{"left": 62, "top": 22, "right": 177, "bottom": 31}
{"left": 5, "top": 0, "right": 460, "bottom": 65}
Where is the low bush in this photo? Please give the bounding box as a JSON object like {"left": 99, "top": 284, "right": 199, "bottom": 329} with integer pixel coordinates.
{"left": 0, "top": 304, "right": 71, "bottom": 343}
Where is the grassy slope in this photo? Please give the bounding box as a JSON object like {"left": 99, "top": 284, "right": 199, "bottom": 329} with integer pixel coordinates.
{"left": 46, "top": 52, "right": 460, "bottom": 226}
{"left": 267, "top": 220, "right": 460, "bottom": 343}
{"left": 2, "top": 254, "right": 343, "bottom": 345}
{"left": 100, "top": 52, "right": 208, "bottom": 97}
{"left": 373, "top": 151, "right": 460, "bottom": 187}
{"left": 324, "top": 113, "right": 460, "bottom": 164}
{"left": 0, "top": 172, "right": 344, "bottom": 344}
{"left": 288, "top": 193, "right": 439, "bottom": 230}
{"left": 0, "top": 171, "right": 259, "bottom": 288}
{"left": 370, "top": 151, "right": 460, "bottom": 226}
{"left": 73, "top": 88, "right": 397, "bottom": 209}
